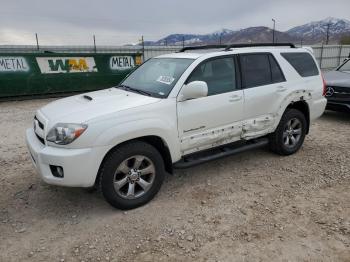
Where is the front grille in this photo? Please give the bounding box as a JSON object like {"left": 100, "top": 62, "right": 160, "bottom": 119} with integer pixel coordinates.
{"left": 34, "top": 116, "right": 44, "bottom": 129}
{"left": 34, "top": 115, "right": 46, "bottom": 145}
{"left": 326, "top": 86, "right": 350, "bottom": 100}
{"left": 35, "top": 133, "right": 45, "bottom": 144}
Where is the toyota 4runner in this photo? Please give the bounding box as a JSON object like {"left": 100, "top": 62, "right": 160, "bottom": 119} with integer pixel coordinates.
{"left": 26, "top": 43, "right": 327, "bottom": 209}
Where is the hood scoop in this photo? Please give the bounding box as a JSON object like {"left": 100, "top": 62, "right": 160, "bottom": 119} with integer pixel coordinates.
{"left": 82, "top": 95, "right": 93, "bottom": 101}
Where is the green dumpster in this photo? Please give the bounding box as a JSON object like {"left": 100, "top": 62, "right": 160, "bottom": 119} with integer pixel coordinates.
{"left": 0, "top": 52, "right": 142, "bottom": 99}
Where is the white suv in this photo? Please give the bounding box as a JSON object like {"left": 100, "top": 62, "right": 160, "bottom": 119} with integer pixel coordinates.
{"left": 26, "top": 43, "right": 327, "bottom": 209}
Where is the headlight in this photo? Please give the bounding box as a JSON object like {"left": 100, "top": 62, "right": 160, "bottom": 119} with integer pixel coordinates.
{"left": 46, "top": 123, "right": 88, "bottom": 145}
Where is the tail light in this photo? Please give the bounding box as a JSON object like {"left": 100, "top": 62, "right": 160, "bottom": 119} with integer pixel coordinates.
{"left": 321, "top": 75, "right": 327, "bottom": 96}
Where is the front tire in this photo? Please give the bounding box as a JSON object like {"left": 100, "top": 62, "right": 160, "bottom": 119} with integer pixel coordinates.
{"left": 269, "top": 108, "right": 307, "bottom": 155}
{"left": 100, "top": 141, "right": 165, "bottom": 210}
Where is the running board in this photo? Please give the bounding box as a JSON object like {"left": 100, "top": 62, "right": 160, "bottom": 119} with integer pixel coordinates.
{"left": 173, "top": 138, "right": 269, "bottom": 169}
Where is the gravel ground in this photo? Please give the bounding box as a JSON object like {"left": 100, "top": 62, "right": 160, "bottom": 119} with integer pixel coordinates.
{"left": 0, "top": 98, "right": 349, "bottom": 262}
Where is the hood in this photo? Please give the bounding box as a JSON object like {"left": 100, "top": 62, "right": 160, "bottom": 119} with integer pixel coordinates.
{"left": 324, "top": 70, "right": 350, "bottom": 88}
{"left": 40, "top": 88, "right": 161, "bottom": 124}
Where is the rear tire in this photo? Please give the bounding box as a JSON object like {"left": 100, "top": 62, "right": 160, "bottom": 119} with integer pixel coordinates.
{"left": 100, "top": 141, "right": 165, "bottom": 210}
{"left": 269, "top": 108, "right": 307, "bottom": 155}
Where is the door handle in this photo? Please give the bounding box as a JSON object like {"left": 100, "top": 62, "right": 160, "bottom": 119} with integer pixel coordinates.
{"left": 276, "top": 86, "right": 287, "bottom": 92}
{"left": 229, "top": 95, "right": 242, "bottom": 102}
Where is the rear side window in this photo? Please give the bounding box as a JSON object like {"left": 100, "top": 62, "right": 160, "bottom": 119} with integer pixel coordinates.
{"left": 269, "top": 55, "right": 285, "bottom": 83}
{"left": 240, "top": 53, "right": 285, "bottom": 88}
{"left": 187, "top": 57, "right": 236, "bottom": 96}
{"left": 281, "top": 52, "right": 319, "bottom": 77}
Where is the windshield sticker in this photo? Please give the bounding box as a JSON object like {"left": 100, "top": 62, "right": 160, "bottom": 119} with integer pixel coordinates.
{"left": 157, "top": 76, "right": 175, "bottom": 85}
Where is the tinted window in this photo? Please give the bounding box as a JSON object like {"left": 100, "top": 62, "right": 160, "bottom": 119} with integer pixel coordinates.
{"left": 187, "top": 57, "right": 236, "bottom": 96}
{"left": 269, "top": 54, "right": 286, "bottom": 83}
{"left": 281, "top": 52, "right": 319, "bottom": 77}
{"left": 240, "top": 54, "right": 271, "bottom": 88}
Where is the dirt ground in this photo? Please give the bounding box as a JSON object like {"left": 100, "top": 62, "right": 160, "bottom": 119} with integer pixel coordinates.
{"left": 0, "top": 98, "right": 349, "bottom": 262}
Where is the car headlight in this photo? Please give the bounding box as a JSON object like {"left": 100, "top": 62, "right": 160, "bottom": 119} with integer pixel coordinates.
{"left": 46, "top": 123, "right": 88, "bottom": 145}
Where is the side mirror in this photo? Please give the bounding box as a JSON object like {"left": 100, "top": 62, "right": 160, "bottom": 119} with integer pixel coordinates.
{"left": 179, "top": 81, "right": 208, "bottom": 101}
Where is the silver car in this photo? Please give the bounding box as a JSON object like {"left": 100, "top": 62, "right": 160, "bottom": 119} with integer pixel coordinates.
{"left": 324, "top": 57, "right": 350, "bottom": 112}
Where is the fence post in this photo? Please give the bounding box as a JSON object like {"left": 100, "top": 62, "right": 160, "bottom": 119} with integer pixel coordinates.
{"left": 93, "top": 35, "right": 97, "bottom": 53}
{"left": 337, "top": 45, "right": 343, "bottom": 66}
{"left": 141, "top": 35, "right": 145, "bottom": 61}
{"left": 320, "top": 43, "right": 324, "bottom": 69}
{"left": 35, "top": 33, "right": 39, "bottom": 51}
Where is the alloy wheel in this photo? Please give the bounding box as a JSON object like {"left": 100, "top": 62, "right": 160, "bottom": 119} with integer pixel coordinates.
{"left": 113, "top": 155, "right": 156, "bottom": 199}
{"left": 283, "top": 118, "right": 302, "bottom": 148}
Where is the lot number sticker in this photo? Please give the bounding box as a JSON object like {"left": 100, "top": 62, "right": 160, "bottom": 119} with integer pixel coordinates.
{"left": 157, "top": 76, "right": 175, "bottom": 85}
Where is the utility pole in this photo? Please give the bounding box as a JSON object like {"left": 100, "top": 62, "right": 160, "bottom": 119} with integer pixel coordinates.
{"left": 325, "top": 23, "right": 331, "bottom": 45}
{"left": 93, "top": 35, "right": 97, "bottom": 53}
{"left": 182, "top": 36, "right": 185, "bottom": 48}
{"left": 35, "top": 33, "right": 39, "bottom": 51}
{"left": 219, "top": 33, "right": 222, "bottom": 45}
{"left": 272, "top": 19, "right": 276, "bottom": 43}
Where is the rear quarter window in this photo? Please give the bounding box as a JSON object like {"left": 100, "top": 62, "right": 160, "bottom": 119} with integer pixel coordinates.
{"left": 281, "top": 52, "right": 319, "bottom": 77}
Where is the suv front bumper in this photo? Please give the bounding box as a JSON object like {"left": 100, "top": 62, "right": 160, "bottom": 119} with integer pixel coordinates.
{"left": 25, "top": 128, "right": 108, "bottom": 187}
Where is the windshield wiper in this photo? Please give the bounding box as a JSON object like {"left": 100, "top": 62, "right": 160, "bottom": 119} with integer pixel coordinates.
{"left": 116, "top": 84, "right": 153, "bottom": 97}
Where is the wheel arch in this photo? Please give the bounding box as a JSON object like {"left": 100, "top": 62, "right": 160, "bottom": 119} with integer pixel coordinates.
{"left": 94, "top": 135, "right": 173, "bottom": 188}
{"left": 285, "top": 100, "right": 310, "bottom": 134}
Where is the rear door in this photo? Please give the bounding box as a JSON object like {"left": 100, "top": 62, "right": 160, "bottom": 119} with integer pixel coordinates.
{"left": 177, "top": 56, "right": 244, "bottom": 155}
{"left": 239, "top": 53, "right": 287, "bottom": 138}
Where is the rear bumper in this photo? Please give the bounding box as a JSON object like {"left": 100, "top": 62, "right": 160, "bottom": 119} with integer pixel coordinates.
{"left": 25, "top": 128, "right": 109, "bottom": 187}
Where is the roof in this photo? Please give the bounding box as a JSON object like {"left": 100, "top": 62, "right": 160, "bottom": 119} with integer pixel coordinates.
{"left": 156, "top": 46, "right": 312, "bottom": 60}
{"left": 155, "top": 52, "right": 203, "bottom": 59}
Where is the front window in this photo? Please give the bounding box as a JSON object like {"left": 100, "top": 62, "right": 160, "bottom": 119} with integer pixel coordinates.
{"left": 121, "top": 58, "right": 194, "bottom": 98}
{"left": 187, "top": 57, "right": 237, "bottom": 96}
{"left": 337, "top": 59, "right": 350, "bottom": 73}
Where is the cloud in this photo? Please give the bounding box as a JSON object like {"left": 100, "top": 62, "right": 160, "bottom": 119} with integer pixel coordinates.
{"left": 0, "top": 0, "right": 349, "bottom": 45}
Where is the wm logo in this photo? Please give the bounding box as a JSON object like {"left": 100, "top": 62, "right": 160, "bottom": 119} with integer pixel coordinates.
{"left": 48, "top": 59, "right": 89, "bottom": 72}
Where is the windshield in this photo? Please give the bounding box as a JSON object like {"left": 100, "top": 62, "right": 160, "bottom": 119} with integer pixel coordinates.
{"left": 337, "top": 59, "right": 350, "bottom": 73}
{"left": 120, "top": 58, "right": 194, "bottom": 98}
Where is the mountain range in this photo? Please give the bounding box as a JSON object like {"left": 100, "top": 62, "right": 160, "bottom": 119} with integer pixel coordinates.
{"left": 144, "top": 17, "right": 350, "bottom": 46}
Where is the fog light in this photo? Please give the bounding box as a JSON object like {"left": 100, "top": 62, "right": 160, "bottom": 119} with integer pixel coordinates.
{"left": 50, "top": 165, "right": 64, "bottom": 178}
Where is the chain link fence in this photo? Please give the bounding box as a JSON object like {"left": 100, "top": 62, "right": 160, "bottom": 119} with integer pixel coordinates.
{"left": 311, "top": 45, "right": 350, "bottom": 70}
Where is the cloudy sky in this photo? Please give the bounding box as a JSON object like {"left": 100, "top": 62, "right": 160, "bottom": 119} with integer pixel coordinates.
{"left": 0, "top": 0, "right": 349, "bottom": 45}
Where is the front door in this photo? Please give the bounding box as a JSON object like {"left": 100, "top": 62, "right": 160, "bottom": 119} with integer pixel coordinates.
{"left": 177, "top": 56, "right": 244, "bottom": 155}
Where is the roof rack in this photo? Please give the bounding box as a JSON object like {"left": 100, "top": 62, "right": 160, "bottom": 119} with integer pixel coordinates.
{"left": 178, "top": 45, "right": 227, "bottom": 53}
{"left": 224, "top": 43, "right": 295, "bottom": 51}
{"left": 178, "top": 43, "right": 296, "bottom": 53}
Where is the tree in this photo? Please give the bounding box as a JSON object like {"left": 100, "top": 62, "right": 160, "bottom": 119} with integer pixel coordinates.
{"left": 340, "top": 35, "right": 350, "bottom": 45}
